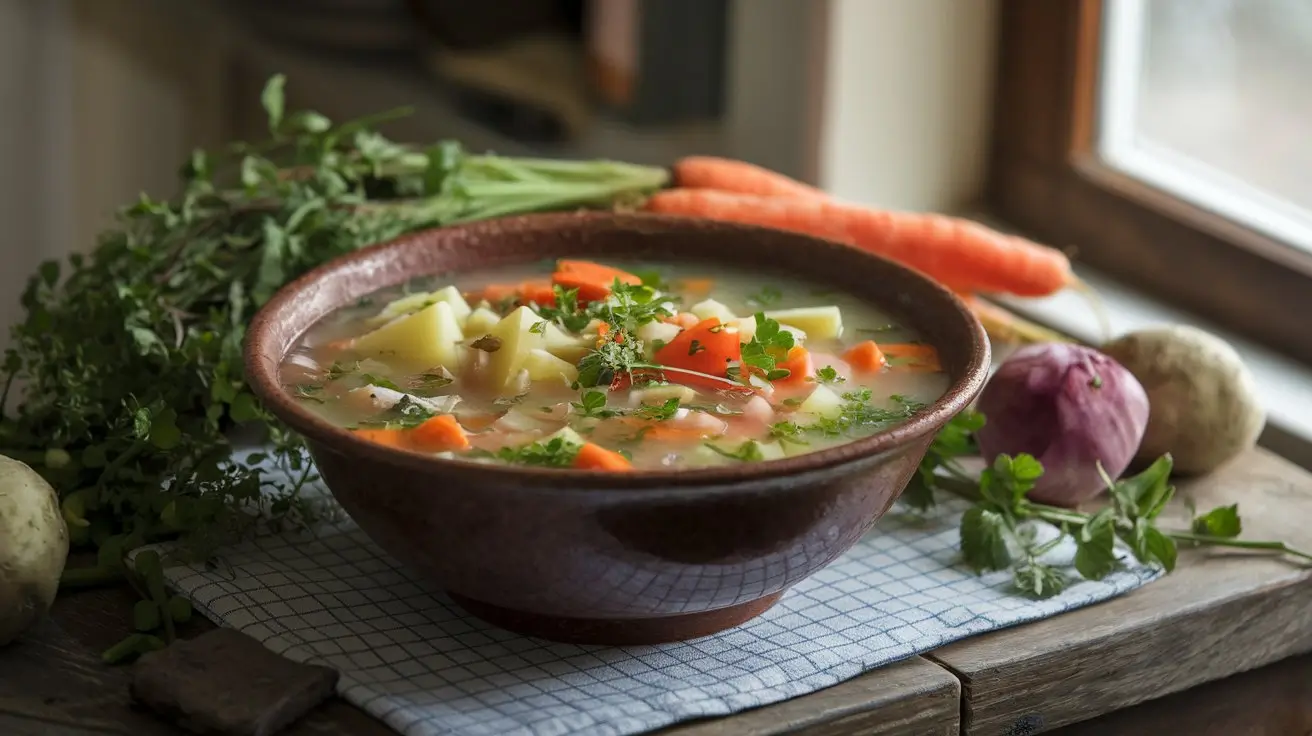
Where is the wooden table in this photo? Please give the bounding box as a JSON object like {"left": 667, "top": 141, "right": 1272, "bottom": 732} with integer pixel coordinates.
{"left": 4, "top": 447, "right": 1310, "bottom": 735}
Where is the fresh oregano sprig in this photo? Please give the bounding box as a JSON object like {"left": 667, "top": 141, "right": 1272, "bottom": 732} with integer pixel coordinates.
{"left": 914, "top": 415, "right": 1312, "bottom": 599}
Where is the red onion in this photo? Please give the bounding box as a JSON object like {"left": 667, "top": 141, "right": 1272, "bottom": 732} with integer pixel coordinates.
{"left": 975, "top": 343, "right": 1150, "bottom": 507}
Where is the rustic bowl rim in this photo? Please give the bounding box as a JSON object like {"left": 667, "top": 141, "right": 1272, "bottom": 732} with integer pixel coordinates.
{"left": 244, "top": 212, "right": 990, "bottom": 494}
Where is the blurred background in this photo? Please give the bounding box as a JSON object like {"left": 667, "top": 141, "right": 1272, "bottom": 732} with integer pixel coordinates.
{"left": 0, "top": 0, "right": 999, "bottom": 337}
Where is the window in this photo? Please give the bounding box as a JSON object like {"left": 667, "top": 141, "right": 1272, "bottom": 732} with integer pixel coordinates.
{"left": 987, "top": 0, "right": 1312, "bottom": 366}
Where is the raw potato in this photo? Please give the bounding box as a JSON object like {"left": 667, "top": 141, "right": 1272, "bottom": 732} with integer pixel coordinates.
{"left": 368, "top": 285, "right": 472, "bottom": 328}
{"left": 690, "top": 298, "right": 737, "bottom": 324}
{"left": 798, "top": 384, "right": 845, "bottom": 418}
{"left": 763, "top": 306, "right": 842, "bottom": 339}
{"left": 0, "top": 454, "right": 69, "bottom": 646}
{"left": 523, "top": 349, "right": 579, "bottom": 384}
{"left": 352, "top": 300, "right": 464, "bottom": 371}
{"left": 1101, "top": 325, "right": 1264, "bottom": 475}
{"left": 465, "top": 306, "right": 500, "bottom": 335}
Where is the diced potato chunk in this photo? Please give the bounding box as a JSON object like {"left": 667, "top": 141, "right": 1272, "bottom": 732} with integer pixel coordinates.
{"left": 637, "top": 320, "right": 682, "bottom": 347}
{"left": 732, "top": 316, "right": 757, "bottom": 343}
{"left": 630, "top": 384, "right": 698, "bottom": 406}
{"left": 352, "top": 301, "right": 464, "bottom": 371}
{"left": 369, "top": 285, "right": 472, "bottom": 327}
{"left": 524, "top": 348, "right": 579, "bottom": 384}
{"left": 464, "top": 306, "right": 501, "bottom": 335}
{"left": 690, "top": 298, "right": 737, "bottom": 324}
{"left": 485, "top": 306, "right": 546, "bottom": 391}
{"left": 541, "top": 323, "right": 592, "bottom": 364}
{"left": 755, "top": 440, "right": 787, "bottom": 461}
{"left": 798, "top": 384, "right": 845, "bottom": 418}
{"left": 545, "top": 426, "right": 587, "bottom": 447}
{"left": 763, "top": 306, "right": 843, "bottom": 339}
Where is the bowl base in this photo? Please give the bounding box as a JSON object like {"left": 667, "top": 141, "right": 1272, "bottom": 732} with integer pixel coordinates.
{"left": 447, "top": 592, "right": 785, "bottom": 645}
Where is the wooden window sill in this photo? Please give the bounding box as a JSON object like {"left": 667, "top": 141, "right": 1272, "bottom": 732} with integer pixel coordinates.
{"left": 969, "top": 210, "right": 1312, "bottom": 471}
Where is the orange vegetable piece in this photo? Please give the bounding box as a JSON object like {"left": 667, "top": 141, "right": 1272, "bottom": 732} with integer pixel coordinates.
{"left": 881, "top": 343, "right": 942, "bottom": 372}
{"left": 676, "top": 277, "right": 716, "bottom": 296}
{"left": 573, "top": 442, "right": 633, "bottom": 471}
{"left": 643, "top": 188, "right": 1075, "bottom": 298}
{"left": 772, "top": 346, "right": 815, "bottom": 388}
{"left": 351, "top": 428, "right": 412, "bottom": 449}
{"left": 653, "top": 317, "right": 742, "bottom": 377}
{"left": 475, "top": 283, "right": 520, "bottom": 304}
{"left": 671, "top": 156, "right": 829, "bottom": 201}
{"left": 516, "top": 279, "right": 557, "bottom": 307}
{"left": 552, "top": 260, "right": 642, "bottom": 302}
{"left": 844, "top": 340, "right": 888, "bottom": 373}
{"left": 409, "top": 415, "right": 470, "bottom": 452}
{"left": 662, "top": 312, "right": 701, "bottom": 330}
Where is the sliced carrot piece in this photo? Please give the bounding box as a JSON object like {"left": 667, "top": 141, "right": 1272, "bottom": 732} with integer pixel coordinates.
{"left": 844, "top": 340, "right": 888, "bottom": 373}
{"left": 552, "top": 260, "right": 642, "bottom": 302}
{"left": 676, "top": 277, "right": 716, "bottom": 296}
{"left": 573, "top": 442, "right": 633, "bottom": 471}
{"left": 473, "top": 283, "right": 520, "bottom": 304}
{"left": 517, "top": 279, "right": 557, "bottom": 307}
{"left": 351, "top": 428, "right": 412, "bottom": 449}
{"left": 772, "top": 346, "right": 815, "bottom": 388}
{"left": 653, "top": 317, "right": 742, "bottom": 377}
{"left": 409, "top": 415, "right": 470, "bottom": 452}
{"left": 880, "top": 343, "right": 942, "bottom": 372}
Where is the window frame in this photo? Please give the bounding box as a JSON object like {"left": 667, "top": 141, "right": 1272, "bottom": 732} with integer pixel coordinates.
{"left": 985, "top": 0, "right": 1312, "bottom": 366}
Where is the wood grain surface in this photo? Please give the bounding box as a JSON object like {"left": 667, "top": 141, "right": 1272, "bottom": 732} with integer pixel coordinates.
{"left": 929, "top": 447, "right": 1312, "bottom": 735}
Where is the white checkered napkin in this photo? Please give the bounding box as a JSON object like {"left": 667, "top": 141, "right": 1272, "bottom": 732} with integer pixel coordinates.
{"left": 156, "top": 453, "right": 1160, "bottom": 736}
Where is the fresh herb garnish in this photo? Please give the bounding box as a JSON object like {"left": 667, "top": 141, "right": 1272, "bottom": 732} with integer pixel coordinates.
{"left": 495, "top": 437, "right": 581, "bottom": 467}
{"left": 775, "top": 392, "right": 922, "bottom": 440}
{"left": 359, "top": 373, "right": 402, "bottom": 392}
{"left": 408, "top": 368, "right": 454, "bottom": 395}
{"left": 293, "top": 384, "right": 325, "bottom": 403}
{"left": 705, "top": 440, "right": 766, "bottom": 462}
{"left": 572, "top": 280, "right": 674, "bottom": 388}
{"left": 493, "top": 393, "right": 528, "bottom": 407}
{"left": 571, "top": 390, "right": 623, "bottom": 419}
{"left": 634, "top": 398, "right": 681, "bottom": 421}
{"left": 901, "top": 410, "right": 983, "bottom": 511}
{"left": 535, "top": 286, "right": 593, "bottom": 333}
{"left": 747, "top": 285, "right": 784, "bottom": 307}
{"left": 529, "top": 321, "right": 548, "bottom": 335}
{"left": 688, "top": 340, "right": 706, "bottom": 356}
{"left": 635, "top": 269, "right": 669, "bottom": 291}
{"left": 815, "top": 365, "right": 845, "bottom": 384}
{"left": 354, "top": 396, "right": 436, "bottom": 430}
{"left": 738, "top": 313, "right": 795, "bottom": 382}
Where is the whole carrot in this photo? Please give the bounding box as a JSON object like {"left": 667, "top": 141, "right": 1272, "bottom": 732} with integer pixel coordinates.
{"left": 644, "top": 188, "right": 1074, "bottom": 298}
{"left": 671, "top": 156, "right": 828, "bottom": 201}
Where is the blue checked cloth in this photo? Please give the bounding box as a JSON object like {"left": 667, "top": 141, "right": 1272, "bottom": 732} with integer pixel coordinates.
{"left": 156, "top": 454, "right": 1160, "bottom": 736}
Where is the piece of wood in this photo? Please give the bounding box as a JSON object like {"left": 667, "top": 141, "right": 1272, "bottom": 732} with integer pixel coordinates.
{"left": 1047, "top": 651, "right": 1312, "bottom": 736}
{"left": 929, "top": 446, "right": 1312, "bottom": 735}
{"left": 130, "top": 629, "right": 339, "bottom": 736}
{"left": 662, "top": 657, "right": 960, "bottom": 736}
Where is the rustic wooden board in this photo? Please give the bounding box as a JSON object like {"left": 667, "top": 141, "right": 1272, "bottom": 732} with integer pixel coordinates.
{"left": 0, "top": 585, "right": 960, "bottom": 736}
{"left": 662, "top": 658, "right": 960, "bottom": 736}
{"left": 1047, "top": 651, "right": 1312, "bottom": 736}
{"left": 929, "top": 446, "right": 1312, "bottom": 735}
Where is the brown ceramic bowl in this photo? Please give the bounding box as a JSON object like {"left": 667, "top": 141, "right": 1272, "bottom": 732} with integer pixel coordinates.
{"left": 245, "top": 212, "right": 989, "bottom": 645}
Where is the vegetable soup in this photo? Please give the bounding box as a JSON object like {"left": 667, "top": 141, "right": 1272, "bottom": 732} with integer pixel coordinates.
{"left": 280, "top": 259, "right": 950, "bottom": 471}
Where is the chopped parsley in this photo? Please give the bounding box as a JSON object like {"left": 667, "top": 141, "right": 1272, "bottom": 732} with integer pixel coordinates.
{"left": 771, "top": 393, "right": 924, "bottom": 439}
{"left": 495, "top": 437, "right": 582, "bottom": 467}
{"left": 354, "top": 396, "right": 436, "bottom": 430}
{"left": 359, "top": 373, "right": 402, "bottom": 392}
{"left": 529, "top": 320, "right": 548, "bottom": 334}
{"left": 705, "top": 440, "right": 766, "bottom": 462}
{"left": 293, "top": 384, "right": 325, "bottom": 403}
{"left": 634, "top": 398, "right": 681, "bottom": 421}
{"left": 738, "top": 313, "right": 795, "bottom": 382}
{"left": 470, "top": 334, "right": 503, "bottom": 352}
{"left": 536, "top": 286, "right": 593, "bottom": 332}
{"left": 571, "top": 390, "right": 623, "bottom": 418}
{"left": 814, "top": 365, "right": 845, "bottom": 384}
{"left": 408, "top": 368, "right": 454, "bottom": 395}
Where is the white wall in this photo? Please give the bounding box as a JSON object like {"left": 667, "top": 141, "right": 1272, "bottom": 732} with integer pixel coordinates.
{"left": 816, "top": 0, "right": 1000, "bottom": 212}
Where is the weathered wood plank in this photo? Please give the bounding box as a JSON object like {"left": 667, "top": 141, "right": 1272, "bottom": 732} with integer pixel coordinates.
{"left": 929, "top": 447, "right": 1312, "bottom": 735}
{"left": 663, "top": 657, "right": 960, "bottom": 736}
{"left": 1048, "top": 651, "right": 1312, "bottom": 736}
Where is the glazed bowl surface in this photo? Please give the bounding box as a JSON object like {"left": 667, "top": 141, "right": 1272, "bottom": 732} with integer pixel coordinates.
{"left": 244, "top": 212, "right": 990, "bottom": 644}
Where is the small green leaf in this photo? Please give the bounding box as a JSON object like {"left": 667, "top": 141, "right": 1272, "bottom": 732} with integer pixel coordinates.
{"left": 960, "top": 507, "right": 1012, "bottom": 572}
{"left": 1073, "top": 510, "right": 1119, "bottom": 580}
{"left": 230, "top": 393, "right": 262, "bottom": 423}
{"left": 1143, "top": 526, "right": 1178, "bottom": 572}
{"left": 1012, "top": 562, "right": 1067, "bottom": 599}
{"left": 133, "top": 408, "right": 152, "bottom": 439}
{"left": 1111, "top": 454, "right": 1175, "bottom": 520}
{"left": 261, "top": 73, "right": 286, "bottom": 133}
{"left": 286, "top": 110, "right": 331, "bottom": 134}
{"left": 1191, "top": 503, "right": 1242, "bottom": 538}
